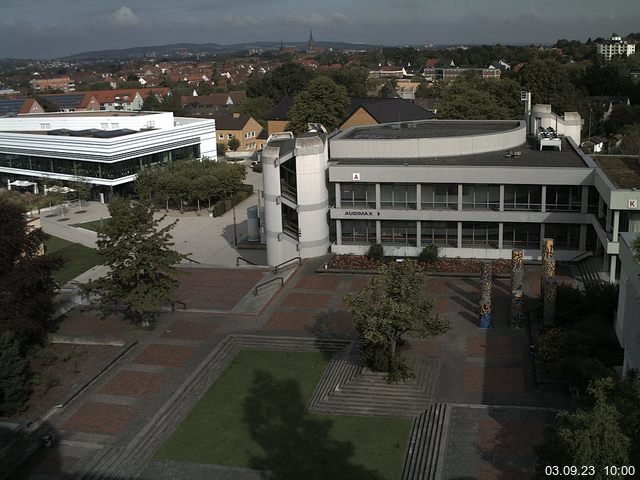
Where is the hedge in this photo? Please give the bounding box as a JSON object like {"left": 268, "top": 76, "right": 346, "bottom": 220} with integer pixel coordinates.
{"left": 212, "top": 188, "right": 252, "bottom": 217}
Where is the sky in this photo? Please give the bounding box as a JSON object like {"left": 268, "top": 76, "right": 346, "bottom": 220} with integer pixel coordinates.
{"left": 1, "top": 0, "right": 639, "bottom": 59}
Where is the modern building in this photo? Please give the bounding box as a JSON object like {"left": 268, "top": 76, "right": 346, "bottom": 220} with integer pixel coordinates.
{"left": 0, "top": 111, "right": 216, "bottom": 199}
{"left": 597, "top": 34, "right": 636, "bottom": 61}
{"left": 615, "top": 232, "right": 640, "bottom": 374}
{"left": 261, "top": 105, "right": 640, "bottom": 279}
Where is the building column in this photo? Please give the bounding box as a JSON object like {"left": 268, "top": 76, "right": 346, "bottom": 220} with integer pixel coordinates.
{"left": 336, "top": 219, "right": 342, "bottom": 245}
{"left": 375, "top": 184, "right": 381, "bottom": 210}
{"left": 457, "top": 184, "right": 463, "bottom": 211}
{"left": 581, "top": 185, "right": 589, "bottom": 214}
{"left": 335, "top": 183, "right": 341, "bottom": 208}
{"left": 416, "top": 184, "right": 422, "bottom": 210}
{"left": 498, "top": 223, "right": 504, "bottom": 250}
{"left": 499, "top": 185, "right": 505, "bottom": 212}
{"left": 376, "top": 220, "right": 381, "bottom": 244}
{"left": 609, "top": 255, "right": 617, "bottom": 283}
{"left": 613, "top": 210, "right": 620, "bottom": 241}
{"left": 579, "top": 224, "right": 587, "bottom": 251}
{"left": 541, "top": 185, "right": 547, "bottom": 212}
{"left": 457, "top": 221, "right": 463, "bottom": 249}
{"left": 606, "top": 206, "right": 612, "bottom": 232}
{"left": 540, "top": 224, "right": 545, "bottom": 253}
{"left": 416, "top": 221, "right": 421, "bottom": 248}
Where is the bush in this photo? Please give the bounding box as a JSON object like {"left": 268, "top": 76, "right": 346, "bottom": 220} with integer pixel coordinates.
{"left": 366, "top": 243, "right": 384, "bottom": 261}
{"left": 231, "top": 191, "right": 248, "bottom": 206}
{"left": 240, "top": 184, "right": 254, "bottom": 195}
{"left": 252, "top": 162, "right": 263, "bottom": 173}
{"left": 419, "top": 245, "right": 439, "bottom": 263}
{"left": 212, "top": 200, "right": 226, "bottom": 217}
{"left": 34, "top": 348, "right": 58, "bottom": 367}
{"left": 536, "top": 327, "right": 566, "bottom": 362}
{"left": 0, "top": 332, "right": 32, "bottom": 416}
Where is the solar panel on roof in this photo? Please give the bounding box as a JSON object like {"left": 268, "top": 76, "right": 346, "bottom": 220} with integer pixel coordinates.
{"left": 42, "top": 94, "right": 84, "bottom": 109}
{"left": 0, "top": 98, "right": 25, "bottom": 115}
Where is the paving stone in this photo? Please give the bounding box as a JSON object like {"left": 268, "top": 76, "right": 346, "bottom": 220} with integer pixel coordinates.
{"left": 133, "top": 344, "right": 196, "bottom": 368}
{"left": 99, "top": 370, "right": 170, "bottom": 398}
{"left": 62, "top": 401, "right": 138, "bottom": 436}
{"left": 161, "top": 319, "right": 218, "bottom": 341}
{"left": 280, "top": 292, "right": 333, "bottom": 308}
{"left": 463, "top": 366, "right": 525, "bottom": 395}
{"left": 294, "top": 275, "right": 342, "bottom": 291}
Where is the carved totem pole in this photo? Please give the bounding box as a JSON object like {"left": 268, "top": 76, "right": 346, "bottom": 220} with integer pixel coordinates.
{"left": 511, "top": 249, "right": 525, "bottom": 329}
{"left": 479, "top": 261, "right": 492, "bottom": 328}
{"left": 541, "top": 238, "right": 557, "bottom": 325}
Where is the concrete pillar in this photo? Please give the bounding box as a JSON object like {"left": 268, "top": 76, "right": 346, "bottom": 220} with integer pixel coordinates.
{"left": 539, "top": 224, "right": 545, "bottom": 253}
{"left": 613, "top": 210, "right": 620, "bottom": 241}
{"left": 541, "top": 185, "right": 547, "bottom": 212}
{"left": 499, "top": 185, "right": 505, "bottom": 212}
{"left": 457, "top": 184, "right": 463, "bottom": 211}
{"left": 457, "top": 221, "right": 463, "bottom": 248}
{"left": 376, "top": 219, "right": 381, "bottom": 244}
{"left": 610, "top": 255, "right": 617, "bottom": 283}
{"left": 416, "top": 221, "right": 422, "bottom": 248}
{"left": 498, "top": 223, "right": 504, "bottom": 250}
{"left": 336, "top": 219, "right": 342, "bottom": 245}
{"left": 416, "top": 184, "right": 422, "bottom": 210}
{"left": 579, "top": 224, "right": 587, "bottom": 251}
{"left": 375, "top": 183, "right": 381, "bottom": 210}
{"left": 581, "top": 185, "right": 589, "bottom": 214}
{"left": 335, "top": 183, "right": 341, "bottom": 208}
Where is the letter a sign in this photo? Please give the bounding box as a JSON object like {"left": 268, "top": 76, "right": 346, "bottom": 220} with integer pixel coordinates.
{"left": 352, "top": 173, "right": 361, "bottom": 181}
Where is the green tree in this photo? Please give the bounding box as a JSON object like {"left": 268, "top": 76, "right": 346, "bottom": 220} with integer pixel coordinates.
{"left": 82, "top": 197, "right": 187, "bottom": 326}
{"left": 618, "top": 123, "right": 640, "bottom": 154}
{"left": 286, "top": 76, "right": 349, "bottom": 134}
{"left": 379, "top": 79, "right": 398, "bottom": 98}
{"left": 0, "top": 201, "right": 62, "bottom": 347}
{"left": 227, "top": 137, "right": 241, "bottom": 152}
{"left": 246, "top": 63, "right": 315, "bottom": 102}
{"left": 535, "top": 378, "right": 631, "bottom": 479}
{"left": 331, "top": 66, "right": 369, "bottom": 97}
{"left": 518, "top": 59, "right": 582, "bottom": 113}
{"left": 236, "top": 96, "right": 274, "bottom": 127}
{"left": 344, "top": 260, "right": 450, "bottom": 381}
{"left": 142, "top": 91, "right": 161, "bottom": 111}
{"left": 0, "top": 331, "right": 32, "bottom": 416}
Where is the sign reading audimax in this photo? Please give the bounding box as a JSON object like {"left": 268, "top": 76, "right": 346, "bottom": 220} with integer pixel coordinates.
{"left": 344, "top": 210, "right": 381, "bottom": 216}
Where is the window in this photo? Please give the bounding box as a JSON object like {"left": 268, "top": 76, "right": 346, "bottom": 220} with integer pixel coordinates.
{"left": 381, "top": 221, "right": 417, "bottom": 245}
{"left": 342, "top": 220, "right": 376, "bottom": 244}
{"left": 227, "top": 134, "right": 233, "bottom": 140}
{"left": 422, "top": 221, "right": 457, "bottom": 247}
{"left": 422, "top": 184, "right": 458, "bottom": 209}
{"left": 546, "top": 186, "right": 581, "bottom": 212}
{"left": 40, "top": 123, "right": 50, "bottom": 130}
{"left": 503, "top": 223, "right": 540, "bottom": 248}
{"left": 281, "top": 204, "right": 299, "bottom": 239}
{"left": 279, "top": 159, "right": 297, "bottom": 201}
{"left": 504, "top": 185, "right": 542, "bottom": 211}
{"left": 380, "top": 183, "right": 416, "bottom": 209}
{"left": 544, "top": 223, "right": 580, "bottom": 249}
{"left": 462, "top": 185, "right": 500, "bottom": 210}
{"left": 461, "top": 222, "right": 499, "bottom": 248}
{"left": 340, "top": 183, "right": 375, "bottom": 208}
{"left": 218, "top": 134, "right": 224, "bottom": 139}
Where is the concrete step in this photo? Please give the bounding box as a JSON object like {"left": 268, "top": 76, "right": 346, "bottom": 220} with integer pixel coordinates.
{"left": 401, "top": 403, "right": 450, "bottom": 480}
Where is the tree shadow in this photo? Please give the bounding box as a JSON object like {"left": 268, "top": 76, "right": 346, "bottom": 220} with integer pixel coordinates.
{"left": 243, "top": 371, "right": 385, "bottom": 480}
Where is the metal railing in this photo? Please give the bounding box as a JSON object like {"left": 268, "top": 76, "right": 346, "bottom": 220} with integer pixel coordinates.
{"left": 236, "top": 256, "right": 257, "bottom": 266}
{"left": 254, "top": 277, "right": 284, "bottom": 295}
{"left": 274, "top": 256, "right": 301, "bottom": 273}
{"left": 569, "top": 251, "right": 593, "bottom": 264}
{"left": 184, "top": 256, "right": 202, "bottom": 264}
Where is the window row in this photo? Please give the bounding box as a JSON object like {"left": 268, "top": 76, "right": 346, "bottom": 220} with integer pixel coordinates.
{"left": 339, "top": 183, "right": 592, "bottom": 212}
{"left": 340, "top": 220, "right": 581, "bottom": 249}
{"left": 0, "top": 145, "right": 200, "bottom": 180}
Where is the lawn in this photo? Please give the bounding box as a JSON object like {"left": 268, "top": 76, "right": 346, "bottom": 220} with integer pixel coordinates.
{"left": 71, "top": 218, "right": 112, "bottom": 232}
{"left": 44, "top": 235, "right": 101, "bottom": 285}
{"left": 155, "top": 350, "right": 412, "bottom": 480}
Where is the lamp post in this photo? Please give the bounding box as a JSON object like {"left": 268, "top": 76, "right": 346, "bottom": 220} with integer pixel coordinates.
{"left": 232, "top": 205, "right": 238, "bottom": 246}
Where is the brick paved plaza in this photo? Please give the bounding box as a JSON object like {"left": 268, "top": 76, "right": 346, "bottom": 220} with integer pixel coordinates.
{"left": 10, "top": 260, "right": 570, "bottom": 480}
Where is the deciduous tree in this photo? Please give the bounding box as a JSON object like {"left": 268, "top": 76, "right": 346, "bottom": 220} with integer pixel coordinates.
{"left": 0, "top": 331, "right": 31, "bottom": 416}
{"left": 286, "top": 76, "right": 349, "bottom": 134}
{"left": 82, "top": 197, "right": 187, "bottom": 326}
{"left": 344, "top": 260, "right": 450, "bottom": 381}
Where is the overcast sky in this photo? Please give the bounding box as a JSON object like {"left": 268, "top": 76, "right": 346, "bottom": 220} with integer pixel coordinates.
{"left": 1, "top": 0, "right": 639, "bottom": 59}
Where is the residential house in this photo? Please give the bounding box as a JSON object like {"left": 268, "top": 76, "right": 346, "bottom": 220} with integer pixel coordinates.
{"left": 213, "top": 112, "right": 263, "bottom": 152}
{"left": 0, "top": 97, "right": 45, "bottom": 116}
{"left": 29, "top": 76, "right": 75, "bottom": 93}
{"left": 597, "top": 34, "right": 636, "bottom": 61}
{"left": 182, "top": 92, "right": 247, "bottom": 117}
{"left": 38, "top": 93, "right": 100, "bottom": 112}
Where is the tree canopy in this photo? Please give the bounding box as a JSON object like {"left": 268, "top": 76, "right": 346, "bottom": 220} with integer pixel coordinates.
{"left": 286, "top": 76, "right": 349, "bottom": 134}
{"left": 331, "top": 66, "right": 369, "bottom": 98}
{"left": 82, "top": 197, "right": 187, "bottom": 326}
{"left": 235, "top": 96, "right": 275, "bottom": 127}
{"left": 344, "top": 260, "right": 450, "bottom": 381}
{"left": 518, "top": 59, "right": 582, "bottom": 113}
{"left": 246, "top": 63, "right": 315, "bottom": 102}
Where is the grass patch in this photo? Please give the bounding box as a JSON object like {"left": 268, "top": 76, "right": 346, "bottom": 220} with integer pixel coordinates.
{"left": 155, "top": 350, "right": 411, "bottom": 480}
{"left": 44, "top": 235, "right": 101, "bottom": 285}
{"left": 71, "top": 218, "right": 112, "bottom": 232}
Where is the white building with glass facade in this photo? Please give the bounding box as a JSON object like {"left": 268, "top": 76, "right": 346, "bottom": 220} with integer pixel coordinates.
{"left": 0, "top": 111, "right": 216, "bottom": 198}
{"left": 261, "top": 108, "right": 640, "bottom": 279}
{"left": 616, "top": 232, "right": 640, "bottom": 374}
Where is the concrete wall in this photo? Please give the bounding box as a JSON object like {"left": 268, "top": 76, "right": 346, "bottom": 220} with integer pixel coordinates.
{"left": 2, "top": 111, "right": 175, "bottom": 131}
{"left": 616, "top": 233, "right": 640, "bottom": 373}
{"left": 531, "top": 104, "right": 583, "bottom": 144}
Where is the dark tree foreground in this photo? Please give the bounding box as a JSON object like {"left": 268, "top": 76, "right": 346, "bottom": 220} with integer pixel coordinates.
{"left": 82, "top": 197, "right": 187, "bottom": 327}
{"left": 345, "top": 260, "right": 450, "bottom": 381}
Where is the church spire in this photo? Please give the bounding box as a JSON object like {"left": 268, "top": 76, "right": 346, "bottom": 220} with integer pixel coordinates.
{"left": 307, "top": 29, "right": 315, "bottom": 52}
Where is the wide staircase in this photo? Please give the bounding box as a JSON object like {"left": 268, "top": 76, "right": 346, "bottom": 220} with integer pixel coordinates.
{"left": 401, "top": 404, "right": 450, "bottom": 480}
{"left": 572, "top": 255, "right": 607, "bottom": 285}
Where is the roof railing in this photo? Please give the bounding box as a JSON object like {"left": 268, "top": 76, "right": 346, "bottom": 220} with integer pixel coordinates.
{"left": 254, "top": 277, "right": 284, "bottom": 296}
{"left": 274, "top": 256, "right": 301, "bottom": 274}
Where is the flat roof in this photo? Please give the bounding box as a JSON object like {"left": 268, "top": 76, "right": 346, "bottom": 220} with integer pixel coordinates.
{"left": 331, "top": 137, "right": 589, "bottom": 168}
{"left": 592, "top": 155, "right": 640, "bottom": 189}
{"left": 16, "top": 111, "right": 162, "bottom": 118}
{"left": 342, "top": 120, "right": 520, "bottom": 140}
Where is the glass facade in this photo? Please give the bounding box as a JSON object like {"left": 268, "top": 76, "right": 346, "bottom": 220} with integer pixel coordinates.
{"left": 422, "top": 184, "right": 458, "bottom": 209}
{"left": 545, "top": 223, "right": 580, "bottom": 249}
{"left": 279, "top": 159, "right": 297, "bottom": 202}
{"left": 281, "top": 203, "right": 299, "bottom": 239}
{"left": 546, "top": 186, "right": 581, "bottom": 212}
{"left": 341, "top": 183, "right": 375, "bottom": 208}
{"left": 341, "top": 220, "right": 376, "bottom": 244}
{"left": 504, "top": 185, "right": 542, "bottom": 211}
{"left": 503, "top": 223, "right": 540, "bottom": 248}
{"left": 381, "top": 221, "right": 417, "bottom": 245}
{"left": 422, "top": 221, "right": 457, "bottom": 247}
{"left": 0, "top": 144, "right": 200, "bottom": 181}
{"left": 462, "top": 222, "right": 499, "bottom": 248}
{"left": 380, "top": 183, "right": 417, "bottom": 209}
{"left": 462, "top": 185, "right": 500, "bottom": 210}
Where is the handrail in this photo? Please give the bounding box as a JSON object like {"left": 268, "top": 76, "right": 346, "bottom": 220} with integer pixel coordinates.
{"left": 236, "top": 256, "right": 257, "bottom": 266}
{"left": 274, "top": 256, "right": 301, "bottom": 273}
{"left": 254, "top": 277, "right": 284, "bottom": 295}
{"left": 184, "top": 256, "right": 202, "bottom": 264}
{"left": 569, "top": 251, "right": 593, "bottom": 264}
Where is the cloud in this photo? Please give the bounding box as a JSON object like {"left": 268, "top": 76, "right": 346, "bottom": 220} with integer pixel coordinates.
{"left": 109, "top": 6, "right": 139, "bottom": 28}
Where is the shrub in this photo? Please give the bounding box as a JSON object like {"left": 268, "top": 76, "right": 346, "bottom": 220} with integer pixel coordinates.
{"left": 366, "top": 243, "right": 384, "bottom": 261}
{"left": 212, "top": 200, "right": 226, "bottom": 217}
{"left": 419, "top": 245, "right": 439, "bottom": 263}
{"left": 536, "top": 327, "right": 566, "bottom": 362}
{"left": 231, "top": 191, "right": 248, "bottom": 206}
{"left": 240, "top": 184, "right": 254, "bottom": 195}
{"left": 252, "top": 162, "right": 263, "bottom": 173}
{"left": 0, "top": 332, "right": 32, "bottom": 416}
{"left": 34, "top": 348, "right": 58, "bottom": 367}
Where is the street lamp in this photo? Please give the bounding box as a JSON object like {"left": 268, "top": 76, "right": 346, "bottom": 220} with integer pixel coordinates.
{"left": 232, "top": 205, "right": 238, "bottom": 246}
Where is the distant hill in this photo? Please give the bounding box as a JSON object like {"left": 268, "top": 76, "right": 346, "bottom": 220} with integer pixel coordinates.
{"left": 66, "top": 41, "right": 380, "bottom": 59}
